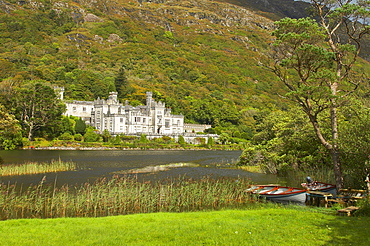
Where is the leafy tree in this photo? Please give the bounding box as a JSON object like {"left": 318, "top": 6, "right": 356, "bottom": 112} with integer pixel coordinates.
{"left": 269, "top": 1, "right": 370, "bottom": 189}
{"left": 339, "top": 99, "right": 370, "bottom": 187}
{"left": 12, "top": 82, "right": 65, "bottom": 141}
{"left": 0, "top": 104, "right": 23, "bottom": 149}
{"left": 102, "top": 129, "right": 111, "bottom": 142}
{"left": 207, "top": 137, "right": 214, "bottom": 147}
{"left": 74, "top": 118, "right": 87, "bottom": 135}
{"left": 218, "top": 133, "right": 230, "bottom": 145}
{"left": 58, "top": 116, "right": 75, "bottom": 135}
{"left": 115, "top": 66, "right": 134, "bottom": 99}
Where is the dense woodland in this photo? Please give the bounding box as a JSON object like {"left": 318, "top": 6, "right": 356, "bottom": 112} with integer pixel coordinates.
{"left": 0, "top": 0, "right": 370, "bottom": 187}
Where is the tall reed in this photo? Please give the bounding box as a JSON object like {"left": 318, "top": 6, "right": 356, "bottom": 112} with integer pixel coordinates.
{"left": 0, "top": 176, "right": 254, "bottom": 220}
{"left": 0, "top": 160, "right": 77, "bottom": 176}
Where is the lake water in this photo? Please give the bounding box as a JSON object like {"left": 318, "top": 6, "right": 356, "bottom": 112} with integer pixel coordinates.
{"left": 0, "top": 150, "right": 283, "bottom": 187}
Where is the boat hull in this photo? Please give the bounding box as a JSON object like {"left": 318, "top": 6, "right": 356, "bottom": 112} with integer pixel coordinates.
{"left": 260, "top": 191, "right": 307, "bottom": 203}
{"left": 247, "top": 185, "right": 307, "bottom": 203}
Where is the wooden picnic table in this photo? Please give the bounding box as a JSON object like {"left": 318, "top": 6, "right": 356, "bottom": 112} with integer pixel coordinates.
{"left": 306, "top": 191, "right": 333, "bottom": 207}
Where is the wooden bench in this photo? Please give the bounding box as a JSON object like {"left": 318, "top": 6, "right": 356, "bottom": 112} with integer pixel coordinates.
{"left": 337, "top": 206, "right": 359, "bottom": 216}
{"left": 335, "top": 189, "right": 366, "bottom": 205}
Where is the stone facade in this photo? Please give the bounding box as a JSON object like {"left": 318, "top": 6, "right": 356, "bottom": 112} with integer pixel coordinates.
{"left": 64, "top": 92, "right": 184, "bottom": 135}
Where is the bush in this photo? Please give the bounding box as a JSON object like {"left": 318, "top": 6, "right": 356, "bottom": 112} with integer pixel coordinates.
{"left": 162, "top": 136, "right": 172, "bottom": 143}
{"left": 140, "top": 134, "right": 148, "bottom": 143}
{"left": 74, "top": 134, "right": 83, "bottom": 141}
{"left": 178, "top": 135, "right": 185, "bottom": 145}
{"left": 84, "top": 129, "right": 100, "bottom": 142}
{"left": 120, "top": 135, "right": 138, "bottom": 141}
{"left": 59, "top": 132, "right": 74, "bottom": 141}
{"left": 354, "top": 197, "right": 370, "bottom": 217}
{"left": 207, "top": 137, "right": 214, "bottom": 146}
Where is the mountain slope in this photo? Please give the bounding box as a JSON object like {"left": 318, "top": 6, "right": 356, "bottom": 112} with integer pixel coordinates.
{"left": 0, "top": 0, "right": 368, "bottom": 134}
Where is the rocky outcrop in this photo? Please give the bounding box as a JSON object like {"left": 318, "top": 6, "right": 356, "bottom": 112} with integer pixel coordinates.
{"left": 84, "top": 13, "right": 103, "bottom": 22}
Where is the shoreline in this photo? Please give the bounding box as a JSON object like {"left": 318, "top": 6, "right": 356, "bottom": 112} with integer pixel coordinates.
{"left": 22, "top": 146, "right": 240, "bottom": 151}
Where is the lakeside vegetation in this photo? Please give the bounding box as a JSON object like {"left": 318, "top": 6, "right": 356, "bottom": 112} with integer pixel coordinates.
{"left": 0, "top": 159, "right": 77, "bottom": 176}
{"left": 0, "top": 175, "right": 253, "bottom": 220}
{"left": 21, "top": 132, "right": 247, "bottom": 151}
{"left": 1, "top": 207, "right": 369, "bottom": 245}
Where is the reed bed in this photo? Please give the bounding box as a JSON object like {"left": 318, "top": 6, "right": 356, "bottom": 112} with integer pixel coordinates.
{"left": 0, "top": 160, "right": 77, "bottom": 176}
{"left": 0, "top": 176, "right": 255, "bottom": 220}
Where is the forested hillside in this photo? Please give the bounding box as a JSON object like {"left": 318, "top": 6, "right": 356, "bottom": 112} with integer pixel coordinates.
{"left": 0, "top": 0, "right": 369, "bottom": 135}
{"left": 0, "top": 0, "right": 291, "bottom": 131}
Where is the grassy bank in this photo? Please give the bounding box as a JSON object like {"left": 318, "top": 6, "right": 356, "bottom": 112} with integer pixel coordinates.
{"left": 1, "top": 207, "right": 369, "bottom": 245}
{"left": 0, "top": 160, "right": 77, "bottom": 176}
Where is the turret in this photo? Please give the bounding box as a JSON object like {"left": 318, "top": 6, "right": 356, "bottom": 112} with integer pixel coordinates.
{"left": 146, "top": 91, "right": 153, "bottom": 108}
{"left": 108, "top": 92, "right": 118, "bottom": 105}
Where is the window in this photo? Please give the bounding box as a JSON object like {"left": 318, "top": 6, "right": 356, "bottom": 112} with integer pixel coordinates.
{"left": 165, "top": 119, "right": 170, "bottom": 128}
{"left": 120, "top": 118, "right": 124, "bottom": 123}
{"left": 73, "top": 107, "right": 76, "bottom": 111}
{"left": 83, "top": 107, "right": 86, "bottom": 112}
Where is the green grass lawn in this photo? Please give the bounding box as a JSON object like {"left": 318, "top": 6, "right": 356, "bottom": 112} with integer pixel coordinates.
{"left": 0, "top": 207, "right": 368, "bottom": 246}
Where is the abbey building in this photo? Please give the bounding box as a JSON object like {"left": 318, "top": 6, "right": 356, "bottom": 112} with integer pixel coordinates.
{"left": 64, "top": 91, "right": 184, "bottom": 135}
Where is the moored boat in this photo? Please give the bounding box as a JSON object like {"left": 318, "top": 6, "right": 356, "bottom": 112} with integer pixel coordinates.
{"left": 301, "top": 181, "right": 337, "bottom": 196}
{"left": 246, "top": 185, "right": 307, "bottom": 203}
{"left": 246, "top": 181, "right": 336, "bottom": 203}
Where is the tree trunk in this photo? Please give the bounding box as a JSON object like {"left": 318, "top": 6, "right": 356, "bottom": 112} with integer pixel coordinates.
{"left": 330, "top": 84, "right": 343, "bottom": 190}
{"left": 27, "top": 122, "right": 34, "bottom": 141}
{"left": 331, "top": 148, "right": 343, "bottom": 190}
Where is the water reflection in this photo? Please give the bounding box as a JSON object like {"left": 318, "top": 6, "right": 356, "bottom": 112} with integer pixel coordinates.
{"left": 0, "top": 150, "right": 283, "bottom": 187}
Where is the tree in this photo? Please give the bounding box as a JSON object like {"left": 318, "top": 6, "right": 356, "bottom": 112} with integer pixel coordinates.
{"left": 114, "top": 66, "right": 134, "bottom": 99}
{"left": 74, "top": 117, "right": 87, "bottom": 135}
{"left": 218, "top": 133, "right": 230, "bottom": 145}
{"left": 13, "top": 82, "right": 66, "bottom": 141}
{"left": 0, "top": 104, "right": 23, "bottom": 149}
{"left": 269, "top": 0, "right": 370, "bottom": 189}
{"left": 207, "top": 137, "right": 214, "bottom": 147}
{"left": 102, "top": 129, "right": 111, "bottom": 142}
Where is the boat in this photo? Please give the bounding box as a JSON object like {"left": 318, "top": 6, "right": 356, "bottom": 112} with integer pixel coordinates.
{"left": 246, "top": 185, "right": 307, "bottom": 203}
{"left": 246, "top": 181, "right": 336, "bottom": 203}
{"left": 301, "top": 181, "right": 337, "bottom": 196}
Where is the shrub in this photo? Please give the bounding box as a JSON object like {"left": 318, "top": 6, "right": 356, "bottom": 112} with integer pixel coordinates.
{"left": 74, "top": 134, "right": 83, "bottom": 141}
{"left": 207, "top": 137, "right": 214, "bottom": 146}
{"left": 140, "top": 134, "right": 148, "bottom": 143}
{"left": 59, "top": 132, "right": 74, "bottom": 141}
{"left": 178, "top": 135, "right": 185, "bottom": 145}
{"left": 84, "top": 129, "right": 100, "bottom": 142}
{"left": 354, "top": 197, "right": 370, "bottom": 217}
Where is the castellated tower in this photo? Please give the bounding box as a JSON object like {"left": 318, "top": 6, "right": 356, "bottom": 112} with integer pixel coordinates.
{"left": 146, "top": 91, "right": 153, "bottom": 108}
{"left": 107, "top": 92, "right": 118, "bottom": 105}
